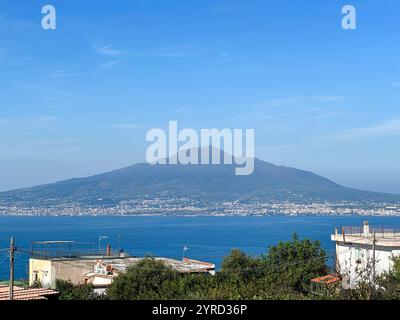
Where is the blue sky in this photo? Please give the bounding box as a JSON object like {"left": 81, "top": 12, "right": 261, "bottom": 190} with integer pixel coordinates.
{"left": 0, "top": 0, "right": 400, "bottom": 193}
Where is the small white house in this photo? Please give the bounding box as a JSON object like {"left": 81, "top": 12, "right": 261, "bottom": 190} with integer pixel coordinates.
{"left": 332, "top": 221, "right": 400, "bottom": 288}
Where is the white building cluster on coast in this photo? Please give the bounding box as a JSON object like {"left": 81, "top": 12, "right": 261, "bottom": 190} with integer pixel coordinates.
{"left": 0, "top": 197, "right": 400, "bottom": 216}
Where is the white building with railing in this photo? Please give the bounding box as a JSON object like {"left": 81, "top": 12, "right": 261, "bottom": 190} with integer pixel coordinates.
{"left": 331, "top": 221, "right": 400, "bottom": 288}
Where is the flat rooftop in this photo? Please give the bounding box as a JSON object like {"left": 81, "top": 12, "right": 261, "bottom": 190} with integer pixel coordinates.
{"left": 97, "top": 257, "right": 215, "bottom": 273}
{"left": 30, "top": 255, "right": 216, "bottom": 274}
{"left": 331, "top": 223, "right": 400, "bottom": 247}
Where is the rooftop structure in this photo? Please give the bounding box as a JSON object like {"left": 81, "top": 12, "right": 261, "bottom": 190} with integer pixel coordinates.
{"left": 0, "top": 285, "right": 59, "bottom": 300}
{"left": 82, "top": 257, "right": 216, "bottom": 293}
{"left": 311, "top": 274, "right": 341, "bottom": 285}
{"left": 30, "top": 240, "right": 121, "bottom": 260}
{"left": 86, "top": 257, "right": 215, "bottom": 275}
{"left": 28, "top": 240, "right": 215, "bottom": 291}
{"left": 310, "top": 274, "right": 341, "bottom": 296}
{"left": 331, "top": 221, "right": 400, "bottom": 247}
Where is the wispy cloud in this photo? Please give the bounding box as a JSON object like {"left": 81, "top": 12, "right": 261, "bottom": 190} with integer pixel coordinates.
{"left": 111, "top": 123, "right": 145, "bottom": 130}
{"left": 255, "top": 95, "right": 346, "bottom": 108}
{"left": 129, "top": 46, "right": 201, "bottom": 59}
{"left": 91, "top": 43, "right": 124, "bottom": 69}
{"left": 313, "top": 95, "right": 346, "bottom": 102}
{"left": 0, "top": 116, "right": 59, "bottom": 128}
{"left": 331, "top": 119, "right": 400, "bottom": 139}
{"left": 93, "top": 44, "right": 124, "bottom": 57}
{"left": 100, "top": 60, "right": 121, "bottom": 70}
{"left": 153, "top": 47, "right": 191, "bottom": 58}
{"left": 257, "top": 97, "right": 303, "bottom": 108}
{"left": 46, "top": 70, "right": 71, "bottom": 79}
{"left": 288, "top": 107, "right": 342, "bottom": 119}
{"left": 314, "top": 111, "right": 342, "bottom": 119}
{"left": 0, "top": 137, "right": 84, "bottom": 156}
{"left": 93, "top": 44, "right": 196, "bottom": 70}
{"left": 391, "top": 82, "right": 400, "bottom": 88}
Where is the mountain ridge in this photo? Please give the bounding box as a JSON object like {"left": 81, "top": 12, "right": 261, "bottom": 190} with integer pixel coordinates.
{"left": 1, "top": 150, "right": 399, "bottom": 206}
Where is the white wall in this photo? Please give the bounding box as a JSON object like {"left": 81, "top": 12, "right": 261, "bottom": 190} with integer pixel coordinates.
{"left": 336, "top": 242, "right": 400, "bottom": 288}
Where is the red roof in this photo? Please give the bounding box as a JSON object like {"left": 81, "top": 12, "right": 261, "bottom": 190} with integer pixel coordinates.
{"left": 310, "top": 274, "right": 340, "bottom": 285}
{"left": 0, "top": 285, "right": 59, "bottom": 300}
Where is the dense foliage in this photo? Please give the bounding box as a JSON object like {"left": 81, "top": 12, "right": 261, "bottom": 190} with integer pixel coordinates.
{"left": 261, "top": 234, "right": 328, "bottom": 294}
{"left": 106, "top": 258, "right": 182, "bottom": 299}
{"left": 56, "top": 279, "right": 101, "bottom": 300}
{"left": 107, "top": 235, "right": 329, "bottom": 300}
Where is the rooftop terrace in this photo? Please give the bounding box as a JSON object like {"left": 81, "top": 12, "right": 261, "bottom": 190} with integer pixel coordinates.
{"left": 331, "top": 221, "right": 400, "bottom": 247}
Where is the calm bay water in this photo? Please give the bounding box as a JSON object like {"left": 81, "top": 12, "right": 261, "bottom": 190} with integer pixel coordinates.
{"left": 1, "top": 215, "right": 400, "bottom": 280}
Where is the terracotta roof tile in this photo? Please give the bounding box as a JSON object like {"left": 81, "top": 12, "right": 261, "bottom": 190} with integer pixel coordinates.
{"left": 0, "top": 285, "right": 59, "bottom": 300}
{"left": 310, "top": 274, "right": 340, "bottom": 285}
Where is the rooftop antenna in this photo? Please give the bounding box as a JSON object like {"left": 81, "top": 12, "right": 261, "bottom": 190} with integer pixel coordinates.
{"left": 98, "top": 235, "right": 108, "bottom": 254}
{"left": 183, "top": 245, "right": 190, "bottom": 261}
{"left": 117, "top": 233, "right": 121, "bottom": 251}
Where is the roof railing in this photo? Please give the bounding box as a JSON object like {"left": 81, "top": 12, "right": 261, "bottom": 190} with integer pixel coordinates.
{"left": 338, "top": 225, "right": 400, "bottom": 239}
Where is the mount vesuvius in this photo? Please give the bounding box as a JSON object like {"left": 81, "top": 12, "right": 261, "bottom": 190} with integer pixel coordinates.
{"left": 0, "top": 150, "right": 399, "bottom": 208}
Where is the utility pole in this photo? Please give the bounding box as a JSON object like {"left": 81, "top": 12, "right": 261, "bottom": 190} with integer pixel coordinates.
{"left": 372, "top": 232, "right": 376, "bottom": 284}
{"left": 9, "top": 237, "right": 15, "bottom": 300}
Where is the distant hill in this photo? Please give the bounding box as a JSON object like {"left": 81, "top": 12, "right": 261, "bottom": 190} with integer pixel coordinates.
{"left": 0, "top": 148, "right": 399, "bottom": 207}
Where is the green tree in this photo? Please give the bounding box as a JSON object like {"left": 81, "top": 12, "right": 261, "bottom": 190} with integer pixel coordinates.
{"left": 56, "top": 279, "right": 99, "bottom": 300}
{"left": 391, "top": 256, "right": 400, "bottom": 282}
{"left": 217, "top": 249, "right": 298, "bottom": 300}
{"left": 375, "top": 256, "right": 400, "bottom": 300}
{"left": 261, "top": 234, "right": 328, "bottom": 294}
{"left": 220, "top": 249, "right": 260, "bottom": 282}
{"left": 106, "top": 258, "right": 181, "bottom": 300}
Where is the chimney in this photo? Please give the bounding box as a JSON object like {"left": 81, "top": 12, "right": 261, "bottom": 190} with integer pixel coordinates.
{"left": 106, "top": 244, "right": 111, "bottom": 256}
{"left": 363, "top": 221, "right": 370, "bottom": 236}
